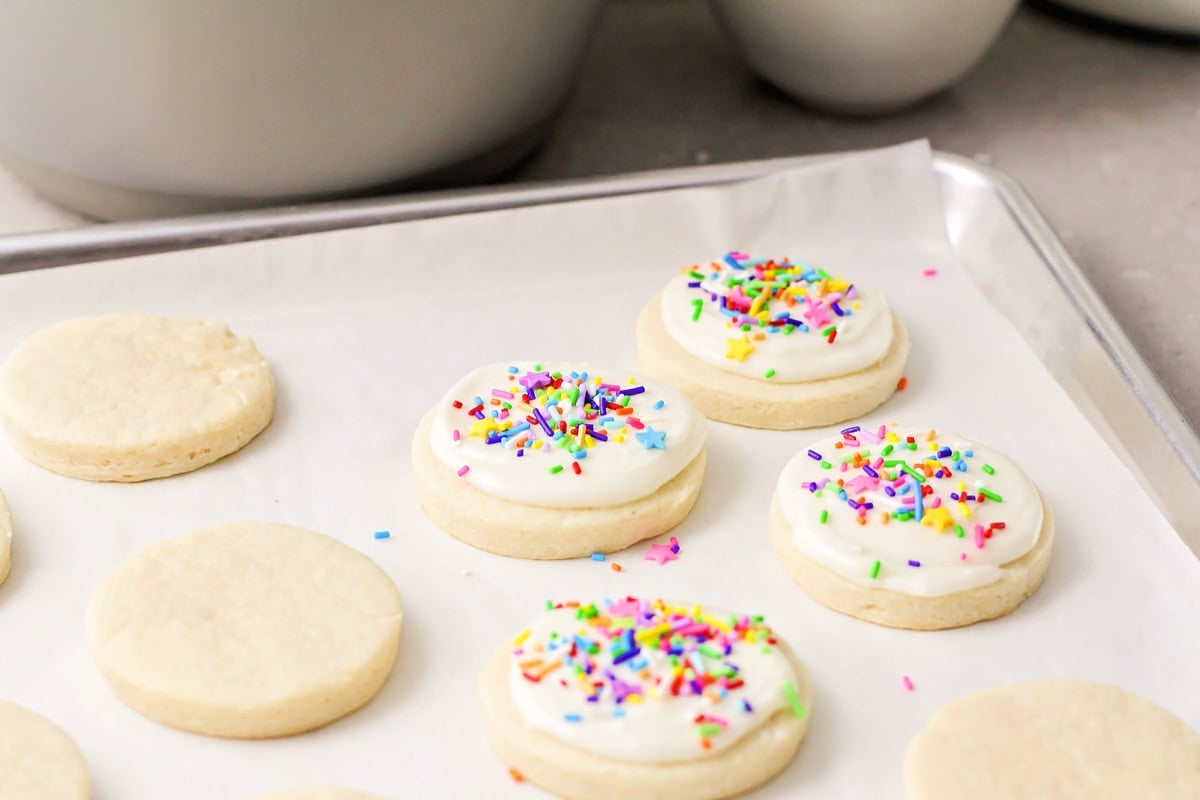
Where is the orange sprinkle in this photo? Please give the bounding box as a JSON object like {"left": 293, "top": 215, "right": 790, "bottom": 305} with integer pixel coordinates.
{"left": 518, "top": 658, "right": 544, "bottom": 669}
{"left": 897, "top": 376, "right": 909, "bottom": 390}
{"left": 856, "top": 515, "right": 867, "bottom": 526}
{"left": 701, "top": 738, "right": 713, "bottom": 750}
{"left": 881, "top": 511, "right": 890, "bottom": 524}
{"left": 611, "top": 563, "right": 623, "bottom": 572}
{"left": 508, "top": 767, "right": 525, "bottom": 783}
{"left": 752, "top": 333, "right": 766, "bottom": 341}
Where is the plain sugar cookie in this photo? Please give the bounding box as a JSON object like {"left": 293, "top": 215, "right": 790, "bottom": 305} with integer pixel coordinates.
{"left": 0, "top": 314, "right": 275, "bottom": 481}
{"left": 413, "top": 362, "right": 707, "bottom": 559}
{"left": 637, "top": 253, "right": 909, "bottom": 429}
{"left": 0, "top": 699, "right": 89, "bottom": 800}
{"left": 905, "top": 681, "right": 1200, "bottom": 799}
{"left": 0, "top": 488, "right": 11, "bottom": 588}
{"left": 86, "top": 522, "right": 403, "bottom": 738}
{"left": 248, "top": 791, "right": 388, "bottom": 800}
{"left": 771, "top": 424, "right": 1053, "bottom": 629}
{"left": 480, "top": 597, "right": 810, "bottom": 800}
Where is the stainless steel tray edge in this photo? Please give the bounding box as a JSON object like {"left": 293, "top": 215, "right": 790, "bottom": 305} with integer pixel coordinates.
{"left": 2, "top": 152, "right": 1197, "bottom": 549}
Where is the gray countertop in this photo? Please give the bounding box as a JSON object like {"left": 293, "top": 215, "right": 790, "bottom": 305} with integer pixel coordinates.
{"left": 515, "top": 1, "right": 1200, "bottom": 429}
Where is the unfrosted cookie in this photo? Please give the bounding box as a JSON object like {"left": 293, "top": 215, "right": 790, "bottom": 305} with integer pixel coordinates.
{"left": 770, "top": 424, "right": 1053, "bottom": 630}
{"left": 905, "top": 681, "right": 1200, "bottom": 799}
{"left": 0, "top": 489, "right": 11, "bottom": 588}
{"left": 0, "top": 699, "right": 89, "bottom": 800}
{"left": 479, "top": 597, "right": 810, "bottom": 800}
{"left": 0, "top": 314, "right": 274, "bottom": 481}
{"left": 247, "top": 791, "right": 387, "bottom": 800}
{"left": 86, "top": 522, "right": 403, "bottom": 738}
{"left": 638, "top": 253, "right": 909, "bottom": 429}
{"left": 413, "top": 362, "right": 707, "bottom": 559}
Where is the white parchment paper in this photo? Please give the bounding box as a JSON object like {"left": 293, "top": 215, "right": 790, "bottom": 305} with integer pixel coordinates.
{"left": 0, "top": 141, "right": 1196, "bottom": 799}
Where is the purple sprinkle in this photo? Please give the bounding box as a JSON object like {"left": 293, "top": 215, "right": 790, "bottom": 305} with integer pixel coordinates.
{"left": 831, "top": 302, "right": 845, "bottom": 316}
{"left": 841, "top": 425, "right": 861, "bottom": 434}
{"left": 847, "top": 499, "right": 860, "bottom": 509}
{"left": 742, "top": 699, "right": 754, "bottom": 713}
{"left": 612, "top": 647, "right": 641, "bottom": 665}
{"left": 863, "top": 465, "right": 879, "bottom": 478}
{"left": 533, "top": 407, "right": 553, "bottom": 435}
{"left": 862, "top": 502, "right": 874, "bottom": 510}
{"left": 687, "top": 281, "right": 702, "bottom": 288}
{"left": 670, "top": 544, "right": 680, "bottom": 554}
{"left": 908, "top": 560, "right": 921, "bottom": 567}
{"left": 937, "top": 447, "right": 952, "bottom": 458}
{"left": 621, "top": 386, "right": 645, "bottom": 396}
{"left": 950, "top": 492, "right": 960, "bottom": 501}
{"left": 807, "top": 450, "right": 822, "bottom": 461}
{"left": 884, "top": 486, "right": 897, "bottom": 497}
{"left": 590, "top": 430, "right": 608, "bottom": 442}
{"left": 598, "top": 397, "right": 607, "bottom": 415}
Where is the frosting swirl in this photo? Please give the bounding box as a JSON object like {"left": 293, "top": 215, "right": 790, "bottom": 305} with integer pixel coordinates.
{"left": 776, "top": 425, "right": 1044, "bottom": 596}
{"left": 508, "top": 598, "right": 803, "bottom": 761}
{"left": 429, "top": 362, "right": 705, "bottom": 508}
{"left": 660, "top": 252, "right": 894, "bottom": 382}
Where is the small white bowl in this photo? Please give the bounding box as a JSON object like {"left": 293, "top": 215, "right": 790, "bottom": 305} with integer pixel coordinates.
{"left": 708, "top": 0, "right": 1020, "bottom": 114}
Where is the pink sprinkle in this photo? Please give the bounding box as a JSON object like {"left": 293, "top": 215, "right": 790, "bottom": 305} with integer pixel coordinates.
{"left": 960, "top": 552, "right": 967, "bottom": 560}
{"left": 902, "top": 675, "right": 915, "bottom": 692}
{"left": 457, "top": 465, "right": 470, "bottom": 477}
{"left": 923, "top": 268, "right": 938, "bottom": 277}
{"left": 839, "top": 461, "right": 848, "bottom": 472}
{"left": 974, "top": 524, "right": 986, "bottom": 548}
{"left": 929, "top": 496, "right": 942, "bottom": 509}
{"left": 491, "top": 389, "right": 514, "bottom": 400}
{"left": 452, "top": 429, "right": 461, "bottom": 442}
{"left": 644, "top": 543, "right": 678, "bottom": 566}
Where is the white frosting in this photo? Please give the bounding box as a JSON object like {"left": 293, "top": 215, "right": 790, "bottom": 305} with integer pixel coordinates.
{"left": 429, "top": 362, "right": 706, "bottom": 508}
{"left": 508, "top": 600, "right": 800, "bottom": 762}
{"left": 660, "top": 255, "right": 894, "bottom": 382}
{"left": 777, "top": 426, "right": 1043, "bottom": 596}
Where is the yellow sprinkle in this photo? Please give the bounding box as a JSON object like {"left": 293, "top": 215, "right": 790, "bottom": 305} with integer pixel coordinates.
{"left": 513, "top": 629, "right": 531, "bottom": 646}
{"left": 636, "top": 623, "right": 673, "bottom": 643}
{"left": 626, "top": 694, "right": 643, "bottom": 705}
{"left": 532, "top": 441, "right": 543, "bottom": 449}
{"left": 958, "top": 502, "right": 972, "bottom": 519}
{"left": 921, "top": 506, "right": 955, "bottom": 532}
{"left": 886, "top": 432, "right": 900, "bottom": 442}
{"left": 725, "top": 335, "right": 756, "bottom": 362}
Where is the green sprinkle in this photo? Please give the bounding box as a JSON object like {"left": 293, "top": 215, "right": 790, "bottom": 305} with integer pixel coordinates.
{"left": 741, "top": 324, "right": 752, "bottom": 331}
{"left": 699, "top": 645, "right": 723, "bottom": 659}
{"left": 761, "top": 644, "right": 773, "bottom": 654}
{"left": 782, "top": 680, "right": 807, "bottom": 719}
{"left": 751, "top": 615, "right": 764, "bottom": 623}
{"left": 534, "top": 363, "right": 542, "bottom": 371}
{"left": 545, "top": 599, "right": 553, "bottom": 610}
{"left": 783, "top": 325, "right": 795, "bottom": 335}
{"left": 951, "top": 450, "right": 961, "bottom": 461}
{"left": 980, "top": 488, "right": 1004, "bottom": 502}
{"left": 982, "top": 464, "right": 995, "bottom": 475}
{"left": 870, "top": 560, "right": 881, "bottom": 579}
{"left": 907, "top": 441, "right": 918, "bottom": 451}
{"left": 691, "top": 299, "right": 704, "bottom": 321}
{"left": 820, "top": 460, "right": 832, "bottom": 470}
{"left": 698, "top": 723, "right": 723, "bottom": 738}
{"left": 955, "top": 524, "right": 965, "bottom": 539}
{"left": 688, "top": 270, "right": 705, "bottom": 280}
{"left": 881, "top": 444, "right": 894, "bottom": 456}
{"left": 549, "top": 465, "right": 564, "bottom": 475}
{"left": 621, "top": 395, "right": 631, "bottom": 407}
{"left": 764, "top": 368, "right": 776, "bottom": 379}
{"left": 820, "top": 325, "right": 835, "bottom": 337}
{"left": 820, "top": 509, "right": 829, "bottom": 524}
{"left": 901, "top": 463, "right": 927, "bottom": 483}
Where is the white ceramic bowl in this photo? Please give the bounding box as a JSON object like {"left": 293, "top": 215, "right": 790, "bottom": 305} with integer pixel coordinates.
{"left": 708, "top": 0, "right": 1020, "bottom": 114}
{"left": 1052, "top": 0, "right": 1200, "bottom": 35}
{"left": 0, "top": 0, "right": 603, "bottom": 219}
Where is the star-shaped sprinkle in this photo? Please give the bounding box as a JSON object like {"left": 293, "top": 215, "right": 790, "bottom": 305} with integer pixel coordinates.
{"left": 643, "top": 543, "right": 678, "bottom": 566}
{"left": 920, "top": 506, "right": 955, "bottom": 533}
{"left": 725, "top": 336, "right": 755, "bottom": 362}
{"left": 518, "top": 370, "right": 551, "bottom": 389}
{"left": 635, "top": 427, "right": 667, "bottom": 450}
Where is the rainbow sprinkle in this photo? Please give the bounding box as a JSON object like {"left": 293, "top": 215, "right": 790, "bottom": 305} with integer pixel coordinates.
{"left": 513, "top": 598, "right": 790, "bottom": 752}
{"left": 805, "top": 425, "right": 1011, "bottom": 559}
{"left": 449, "top": 366, "right": 664, "bottom": 477}
{"left": 681, "top": 252, "right": 858, "bottom": 376}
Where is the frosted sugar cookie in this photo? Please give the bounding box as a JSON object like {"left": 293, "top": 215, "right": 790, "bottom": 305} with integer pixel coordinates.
{"left": 770, "top": 424, "right": 1053, "bottom": 630}
{"left": 479, "top": 597, "right": 810, "bottom": 800}
{"left": 413, "top": 362, "right": 707, "bottom": 559}
{"left": 0, "top": 699, "right": 90, "bottom": 800}
{"left": 637, "top": 253, "right": 909, "bottom": 429}
{"left": 86, "top": 523, "right": 403, "bottom": 739}
{"left": 0, "top": 488, "right": 11, "bottom": 588}
{"left": 248, "top": 790, "right": 390, "bottom": 800}
{"left": 905, "top": 681, "right": 1200, "bottom": 799}
{"left": 0, "top": 314, "right": 274, "bottom": 481}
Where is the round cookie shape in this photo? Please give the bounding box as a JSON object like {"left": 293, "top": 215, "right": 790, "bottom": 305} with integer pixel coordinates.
{"left": 414, "top": 362, "right": 708, "bottom": 559}
{"left": 0, "top": 314, "right": 275, "bottom": 482}
{"left": 771, "top": 424, "right": 1053, "bottom": 630}
{"left": 905, "top": 681, "right": 1200, "bottom": 799}
{"left": 0, "top": 488, "right": 11, "bottom": 588}
{"left": 247, "top": 792, "right": 385, "bottom": 800}
{"left": 86, "top": 522, "right": 403, "bottom": 739}
{"left": 0, "top": 699, "right": 90, "bottom": 800}
{"left": 638, "top": 253, "right": 909, "bottom": 429}
{"left": 480, "top": 597, "right": 810, "bottom": 800}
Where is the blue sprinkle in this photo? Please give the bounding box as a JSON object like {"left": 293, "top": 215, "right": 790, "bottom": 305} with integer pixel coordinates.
{"left": 564, "top": 713, "right": 582, "bottom": 723}
{"left": 508, "top": 366, "right": 519, "bottom": 374}
{"left": 373, "top": 530, "right": 390, "bottom": 540}
{"left": 590, "top": 552, "right": 605, "bottom": 562}
{"left": 613, "top": 708, "right": 626, "bottom": 718}
{"left": 653, "top": 400, "right": 665, "bottom": 410}
{"left": 964, "top": 449, "right": 974, "bottom": 457}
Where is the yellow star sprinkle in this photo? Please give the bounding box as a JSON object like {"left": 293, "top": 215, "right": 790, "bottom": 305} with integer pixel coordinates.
{"left": 725, "top": 335, "right": 756, "bottom": 362}
{"left": 921, "top": 506, "right": 955, "bottom": 532}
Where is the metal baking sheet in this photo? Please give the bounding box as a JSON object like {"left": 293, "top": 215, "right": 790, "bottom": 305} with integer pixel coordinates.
{"left": 2, "top": 151, "right": 1197, "bottom": 554}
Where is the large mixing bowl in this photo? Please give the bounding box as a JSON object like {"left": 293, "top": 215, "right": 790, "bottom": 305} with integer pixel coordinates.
{"left": 0, "top": 1, "right": 604, "bottom": 219}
